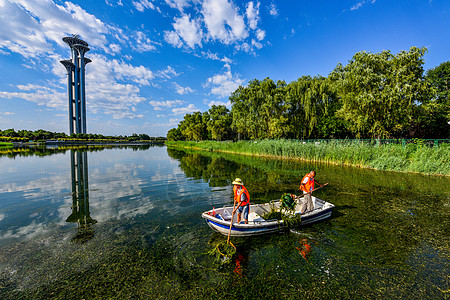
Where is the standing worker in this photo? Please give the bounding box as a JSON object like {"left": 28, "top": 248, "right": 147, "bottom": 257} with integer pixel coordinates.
{"left": 232, "top": 178, "right": 250, "bottom": 224}
{"left": 299, "top": 171, "right": 323, "bottom": 214}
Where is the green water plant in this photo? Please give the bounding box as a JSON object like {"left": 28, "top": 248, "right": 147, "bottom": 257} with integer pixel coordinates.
{"left": 207, "top": 240, "right": 236, "bottom": 264}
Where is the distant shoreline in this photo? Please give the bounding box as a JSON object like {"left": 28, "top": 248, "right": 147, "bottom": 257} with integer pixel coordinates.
{"left": 10, "top": 140, "right": 165, "bottom": 146}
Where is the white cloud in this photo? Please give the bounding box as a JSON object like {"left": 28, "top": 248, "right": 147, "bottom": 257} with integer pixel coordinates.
{"left": 162, "top": 0, "right": 265, "bottom": 51}
{"left": 0, "top": 84, "right": 66, "bottom": 110}
{"left": 104, "top": 57, "right": 154, "bottom": 86}
{"left": 133, "top": 31, "right": 157, "bottom": 52}
{"left": 269, "top": 2, "right": 278, "bottom": 16}
{"left": 132, "top": 0, "right": 155, "bottom": 12}
{"left": 251, "top": 39, "right": 262, "bottom": 49}
{"left": 105, "top": 0, "right": 123, "bottom": 7}
{"left": 205, "top": 64, "right": 244, "bottom": 98}
{"left": 202, "top": 0, "right": 248, "bottom": 44}
{"left": 350, "top": 0, "right": 376, "bottom": 11}
{"left": 246, "top": 1, "right": 260, "bottom": 30}
{"left": 165, "top": 0, "right": 190, "bottom": 12}
{"left": 256, "top": 29, "right": 265, "bottom": 41}
{"left": 169, "top": 118, "right": 180, "bottom": 126}
{"left": 172, "top": 104, "right": 199, "bottom": 115}
{"left": 157, "top": 66, "right": 180, "bottom": 79}
{"left": 174, "top": 83, "right": 195, "bottom": 95}
{"left": 201, "top": 51, "right": 233, "bottom": 64}
{"left": 164, "top": 30, "right": 184, "bottom": 48}
{"left": 0, "top": 0, "right": 111, "bottom": 59}
{"left": 107, "top": 43, "right": 122, "bottom": 54}
{"left": 149, "top": 100, "right": 183, "bottom": 108}
{"left": 81, "top": 55, "right": 149, "bottom": 119}
{"left": 167, "top": 14, "right": 203, "bottom": 49}
{"left": 235, "top": 42, "right": 250, "bottom": 53}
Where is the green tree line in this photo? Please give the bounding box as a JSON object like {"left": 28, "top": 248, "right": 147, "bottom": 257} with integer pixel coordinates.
{"left": 0, "top": 128, "right": 166, "bottom": 142}
{"left": 168, "top": 47, "right": 449, "bottom": 141}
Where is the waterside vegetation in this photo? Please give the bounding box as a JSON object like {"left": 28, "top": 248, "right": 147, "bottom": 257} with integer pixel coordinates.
{"left": 0, "top": 128, "right": 166, "bottom": 144}
{"left": 166, "top": 139, "right": 450, "bottom": 176}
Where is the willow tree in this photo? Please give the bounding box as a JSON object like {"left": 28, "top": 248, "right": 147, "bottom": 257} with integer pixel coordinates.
{"left": 285, "top": 76, "right": 336, "bottom": 139}
{"left": 330, "top": 46, "right": 431, "bottom": 138}
{"left": 230, "top": 78, "right": 273, "bottom": 139}
{"left": 266, "top": 80, "right": 290, "bottom": 139}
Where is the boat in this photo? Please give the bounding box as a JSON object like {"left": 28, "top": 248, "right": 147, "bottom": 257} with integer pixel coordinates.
{"left": 201, "top": 195, "right": 334, "bottom": 237}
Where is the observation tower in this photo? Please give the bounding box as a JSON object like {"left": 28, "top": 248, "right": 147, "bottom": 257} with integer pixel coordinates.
{"left": 60, "top": 36, "right": 91, "bottom": 135}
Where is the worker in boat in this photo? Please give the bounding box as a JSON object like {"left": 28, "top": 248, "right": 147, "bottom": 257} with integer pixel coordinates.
{"left": 232, "top": 178, "right": 250, "bottom": 224}
{"left": 299, "top": 171, "right": 323, "bottom": 214}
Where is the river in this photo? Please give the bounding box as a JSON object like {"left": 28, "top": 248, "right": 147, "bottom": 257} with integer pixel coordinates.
{"left": 0, "top": 145, "right": 448, "bottom": 299}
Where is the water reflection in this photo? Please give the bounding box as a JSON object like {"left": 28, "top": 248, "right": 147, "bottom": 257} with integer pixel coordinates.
{"left": 66, "top": 150, "right": 97, "bottom": 243}
{"left": 0, "top": 145, "right": 178, "bottom": 246}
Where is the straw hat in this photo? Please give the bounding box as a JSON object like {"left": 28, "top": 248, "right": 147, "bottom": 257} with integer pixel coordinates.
{"left": 232, "top": 178, "right": 244, "bottom": 185}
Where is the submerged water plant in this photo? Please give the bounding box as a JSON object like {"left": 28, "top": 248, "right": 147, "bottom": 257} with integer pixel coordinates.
{"left": 207, "top": 241, "right": 236, "bottom": 264}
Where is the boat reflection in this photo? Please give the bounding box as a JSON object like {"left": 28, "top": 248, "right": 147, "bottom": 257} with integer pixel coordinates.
{"left": 66, "top": 150, "right": 97, "bottom": 243}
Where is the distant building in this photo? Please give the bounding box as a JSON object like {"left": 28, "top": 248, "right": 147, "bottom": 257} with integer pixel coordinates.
{"left": 60, "top": 36, "right": 91, "bottom": 135}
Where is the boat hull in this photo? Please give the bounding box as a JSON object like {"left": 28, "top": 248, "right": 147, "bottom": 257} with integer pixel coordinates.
{"left": 202, "top": 197, "right": 334, "bottom": 237}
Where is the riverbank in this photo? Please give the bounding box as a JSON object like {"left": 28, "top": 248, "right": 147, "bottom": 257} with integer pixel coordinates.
{"left": 0, "top": 142, "right": 13, "bottom": 148}
{"left": 166, "top": 140, "right": 450, "bottom": 176}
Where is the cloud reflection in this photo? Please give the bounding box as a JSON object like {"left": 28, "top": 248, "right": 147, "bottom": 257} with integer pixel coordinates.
{"left": 0, "top": 147, "right": 228, "bottom": 245}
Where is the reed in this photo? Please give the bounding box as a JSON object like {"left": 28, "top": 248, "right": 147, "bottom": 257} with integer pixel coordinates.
{"left": 166, "top": 140, "right": 449, "bottom": 176}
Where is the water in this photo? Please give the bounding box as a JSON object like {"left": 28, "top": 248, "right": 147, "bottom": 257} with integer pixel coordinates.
{"left": 0, "top": 145, "right": 448, "bottom": 299}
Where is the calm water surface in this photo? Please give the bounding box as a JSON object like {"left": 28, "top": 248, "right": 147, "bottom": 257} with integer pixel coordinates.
{"left": 0, "top": 145, "right": 448, "bottom": 299}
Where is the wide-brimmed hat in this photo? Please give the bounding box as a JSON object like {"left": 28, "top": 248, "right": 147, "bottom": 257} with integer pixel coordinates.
{"left": 232, "top": 178, "right": 243, "bottom": 185}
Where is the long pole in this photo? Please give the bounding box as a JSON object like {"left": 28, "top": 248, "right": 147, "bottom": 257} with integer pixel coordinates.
{"left": 227, "top": 201, "right": 237, "bottom": 244}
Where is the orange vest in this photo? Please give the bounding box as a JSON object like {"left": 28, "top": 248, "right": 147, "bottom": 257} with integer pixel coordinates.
{"left": 236, "top": 186, "right": 250, "bottom": 206}
{"left": 300, "top": 173, "right": 315, "bottom": 192}
{"left": 233, "top": 185, "right": 239, "bottom": 203}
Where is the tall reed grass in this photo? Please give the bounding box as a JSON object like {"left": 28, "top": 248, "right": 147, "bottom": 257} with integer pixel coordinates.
{"left": 165, "top": 140, "right": 449, "bottom": 176}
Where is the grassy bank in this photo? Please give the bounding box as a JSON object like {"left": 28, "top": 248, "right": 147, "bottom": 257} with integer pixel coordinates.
{"left": 0, "top": 142, "right": 13, "bottom": 148}
{"left": 166, "top": 140, "right": 450, "bottom": 176}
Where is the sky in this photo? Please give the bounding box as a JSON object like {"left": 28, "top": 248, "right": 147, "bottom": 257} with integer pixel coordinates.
{"left": 0, "top": 0, "right": 448, "bottom": 137}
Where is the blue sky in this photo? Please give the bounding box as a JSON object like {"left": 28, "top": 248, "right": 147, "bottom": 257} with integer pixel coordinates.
{"left": 0, "top": 0, "right": 448, "bottom": 137}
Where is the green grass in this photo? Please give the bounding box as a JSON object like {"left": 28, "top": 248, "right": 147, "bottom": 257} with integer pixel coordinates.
{"left": 0, "top": 142, "right": 13, "bottom": 148}
{"left": 166, "top": 140, "right": 450, "bottom": 176}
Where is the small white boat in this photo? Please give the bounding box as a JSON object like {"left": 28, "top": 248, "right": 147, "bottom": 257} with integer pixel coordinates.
{"left": 201, "top": 196, "right": 334, "bottom": 237}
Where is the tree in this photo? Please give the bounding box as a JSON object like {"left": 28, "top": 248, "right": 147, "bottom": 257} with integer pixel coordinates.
{"left": 206, "top": 105, "right": 233, "bottom": 140}
{"left": 230, "top": 78, "right": 285, "bottom": 140}
{"left": 179, "top": 112, "right": 207, "bottom": 141}
{"left": 167, "top": 128, "right": 184, "bottom": 141}
{"left": 139, "top": 133, "right": 150, "bottom": 140}
{"left": 285, "top": 76, "right": 339, "bottom": 139}
{"left": 426, "top": 61, "right": 450, "bottom": 104}
{"left": 2, "top": 128, "right": 18, "bottom": 137}
{"left": 330, "top": 47, "right": 431, "bottom": 138}
{"left": 415, "top": 61, "right": 450, "bottom": 138}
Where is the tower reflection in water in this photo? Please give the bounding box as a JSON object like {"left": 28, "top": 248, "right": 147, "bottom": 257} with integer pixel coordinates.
{"left": 66, "top": 150, "right": 97, "bottom": 243}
